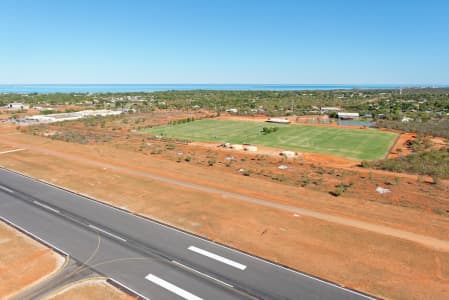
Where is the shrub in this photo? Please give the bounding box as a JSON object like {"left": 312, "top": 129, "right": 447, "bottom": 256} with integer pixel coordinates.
{"left": 242, "top": 170, "right": 252, "bottom": 176}
{"left": 330, "top": 187, "right": 344, "bottom": 197}
{"left": 364, "top": 148, "right": 449, "bottom": 179}
{"left": 261, "top": 127, "right": 279, "bottom": 135}
{"left": 432, "top": 175, "right": 441, "bottom": 185}
{"left": 40, "top": 109, "right": 56, "bottom": 115}
{"left": 150, "top": 148, "right": 163, "bottom": 155}
{"left": 432, "top": 207, "right": 447, "bottom": 215}
{"left": 300, "top": 176, "right": 310, "bottom": 187}
{"left": 330, "top": 182, "right": 352, "bottom": 197}
{"left": 208, "top": 157, "right": 216, "bottom": 166}
{"left": 377, "top": 119, "right": 449, "bottom": 139}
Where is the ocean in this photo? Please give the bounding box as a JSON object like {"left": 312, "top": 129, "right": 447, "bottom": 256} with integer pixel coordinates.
{"left": 0, "top": 84, "right": 442, "bottom": 94}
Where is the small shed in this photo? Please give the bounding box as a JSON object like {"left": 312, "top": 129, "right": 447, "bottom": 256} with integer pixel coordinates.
{"left": 337, "top": 112, "right": 360, "bottom": 120}
{"left": 266, "top": 118, "right": 290, "bottom": 124}
{"left": 231, "top": 144, "right": 244, "bottom": 150}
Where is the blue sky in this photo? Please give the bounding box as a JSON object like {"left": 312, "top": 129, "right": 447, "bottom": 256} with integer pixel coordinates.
{"left": 1, "top": 0, "right": 448, "bottom": 84}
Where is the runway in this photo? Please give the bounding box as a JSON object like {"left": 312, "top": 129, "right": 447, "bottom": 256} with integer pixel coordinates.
{"left": 0, "top": 167, "right": 374, "bottom": 300}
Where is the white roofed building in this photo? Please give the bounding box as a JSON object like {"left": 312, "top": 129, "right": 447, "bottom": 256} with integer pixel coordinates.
{"left": 337, "top": 112, "right": 360, "bottom": 120}
{"left": 320, "top": 107, "right": 342, "bottom": 113}
{"left": 266, "top": 118, "right": 290, "bottom": 124}
{"left": 6, "top": 103, "right": 30, "bottom": 110}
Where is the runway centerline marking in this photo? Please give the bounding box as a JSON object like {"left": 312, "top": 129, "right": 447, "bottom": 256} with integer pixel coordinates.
{"left": 0, "top": 148, "right": 25, "bottom": 155}
{"left": 145, "top": 274, "right": 203, "bottom": 300}
{"left": 188, "top": 246, "right": 247, "bottom": 270}
{"left": 33, "top": 200, "right": 60, "bottom": 213}
{"left": 0, "top": 185, "right": 14, "bottom": 193}
{"left": 88, "top": 224, "right": 127, "bottom": 242}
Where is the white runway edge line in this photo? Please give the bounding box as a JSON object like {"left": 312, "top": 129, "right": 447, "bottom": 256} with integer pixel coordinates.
{"left": 223, "top": 248, "right": 377, "bottom": 300}
{"left": 132, "top": 214, "right": 373, "bottom": 299}
{"left": 0, "top": 185, "right": 14, "bottom": 193}
{"left": 188, "top": 246, "right": 247, "bottom": 271}
{"left": 0, "top": 216, "right": 69, "bottom": 256}
{"left": 109, "top": 278, "right": 151, "bottom": 300}
{"left": 145, "top": 274, "right": 203, "bottom": 300}
{"left": 33, "top": 200, "right": 60, "bottom": 213}
{"left": 88, "top": 224, "right": 127, "bottom": 242}
{"left": 0, "top": 148, "right": 25, "bottom": 155}
{"left": 172, "top": 260, "right": 234, "bottom": 288}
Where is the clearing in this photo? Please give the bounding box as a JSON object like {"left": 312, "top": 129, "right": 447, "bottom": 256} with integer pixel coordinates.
{"left": 142, "top": 119, "right": 397, "bottom": 160}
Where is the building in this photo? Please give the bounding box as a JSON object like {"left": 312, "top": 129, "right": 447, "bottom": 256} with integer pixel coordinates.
{"left": 401, "top": 117, "right": 413, "bottom": 123}
{"left": 23, "top": 109, "right": 123, "bottom": 124}
{"left": 266, "top": 118, "right": 290, "bottom": 124}
{"left": 320, "top": 107, "right": 342, "bottom": 113}
{"left": 337, "top": 112, "right": 360, "bottom": 120}
{"left": 77, "top": 110, "right": 122, "bottom": 117}
{"left": 6, "top": 103, "right": 29, "bottom": 110}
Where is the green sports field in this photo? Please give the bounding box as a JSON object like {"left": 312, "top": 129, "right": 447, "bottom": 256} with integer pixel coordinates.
{"left": 142, "top": 119, "right": 397, "bottom": 160}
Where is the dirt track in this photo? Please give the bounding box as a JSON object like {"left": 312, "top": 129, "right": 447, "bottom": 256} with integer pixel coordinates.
{"left": 3, "top": 138, "right": 449, "bottom": 252}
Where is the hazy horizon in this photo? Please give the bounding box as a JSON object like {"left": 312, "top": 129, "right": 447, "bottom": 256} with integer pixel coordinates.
{"left": 1, "top": 83, "right": 448, "bottom": 86}
{"left": 2, "top": 83, "right": 448, "bottom": 94}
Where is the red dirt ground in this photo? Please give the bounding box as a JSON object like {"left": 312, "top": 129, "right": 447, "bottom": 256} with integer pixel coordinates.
{"left": 0, "top": 222, "right": 64, "bottom": 299}
{"left": 47, "top": 279, "right": 134, "bottom": 300}
{"left": 1, "top": 128, "right": 449, "bottom": 299}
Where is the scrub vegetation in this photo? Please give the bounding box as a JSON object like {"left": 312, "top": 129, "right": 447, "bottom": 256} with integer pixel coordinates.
{"left": 363, "top": 148, "right": 449, "bottom": 181}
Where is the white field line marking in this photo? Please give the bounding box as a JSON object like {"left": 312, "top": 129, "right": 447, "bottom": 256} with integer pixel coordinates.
{"left": 188, "top": 246, "right": 247, "bottom": 271}
{"left": 33, "top": 200, "right": 60, "bottom": 213}
{"left": 0, "top": 168, "right": 375, "bottom": 299}
{"left": 0, "top": 216, "right": 69, "bottom": 256}
{"left": 171, "top": 260, "right": 234, "bottom": 288}
{"left": 88, "top": 224, "right": 127, "bottom": 242}
{"left": 109, "top": 278, "right": 151, "bottom": 300}
{"left": 0, "top": 185, "right": 14, "bottom": 193}
{"left": 145, "top": 274, "right": 203, "bottom": 300}
{"left": 0, "top": 148, "right": 25, "bottom": 155}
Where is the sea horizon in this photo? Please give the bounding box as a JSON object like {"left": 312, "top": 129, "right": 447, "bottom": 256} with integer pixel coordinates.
{"left": 0, "top": 83, "right": 447, "bottom": 94}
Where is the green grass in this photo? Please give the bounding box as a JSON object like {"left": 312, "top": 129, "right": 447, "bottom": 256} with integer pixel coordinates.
{"left": 141, "top": 120, "right": 397, "bottom": 160}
